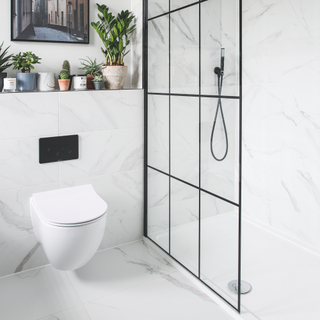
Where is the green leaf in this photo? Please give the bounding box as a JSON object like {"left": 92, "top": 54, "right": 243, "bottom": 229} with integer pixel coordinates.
{"left": 113, "top": 26, "right": 118, "bottom": 37}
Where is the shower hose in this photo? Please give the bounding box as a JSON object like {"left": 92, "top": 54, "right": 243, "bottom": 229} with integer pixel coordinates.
{"left": 210, "top": 71, "right": 228, "bottom": 161}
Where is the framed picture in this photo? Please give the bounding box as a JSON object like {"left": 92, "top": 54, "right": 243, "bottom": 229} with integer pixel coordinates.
{"left": 11, "top": 0, "right": 89, "bottom": 44}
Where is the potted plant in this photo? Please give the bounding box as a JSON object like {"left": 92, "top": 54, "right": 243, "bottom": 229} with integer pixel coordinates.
{"left": 0, "top": 42, "right": 13, "bottom": 92}
{"left": 58, "top": 69, "right": 70, "bottom": 91}
{"left": 59, "top": 60, "right": 73, "bottom": 90}
{"left": 92, "top": 74, "right": 104, "bottom": 90}
{"left": 79, "top": 57, "right": 104, "bottom": 89}
{"left": 91, "top": 4, "right": 136, "bottom": 89}
{"left": 12, "top": 51, "right": 41, "bottom": 92}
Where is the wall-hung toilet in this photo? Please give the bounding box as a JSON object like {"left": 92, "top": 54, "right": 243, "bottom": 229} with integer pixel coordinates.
{"left": 30, "top": 184, "right": 107, "bottom": 271}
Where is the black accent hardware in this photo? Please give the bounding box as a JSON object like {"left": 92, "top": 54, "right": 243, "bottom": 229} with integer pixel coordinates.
{"left": 39, "top": 135, "right": 79, "bottom": 164}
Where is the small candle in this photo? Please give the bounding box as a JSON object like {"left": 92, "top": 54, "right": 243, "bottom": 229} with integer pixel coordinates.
{"left": 3, "top": 78, "right": 16, "bottom": 92}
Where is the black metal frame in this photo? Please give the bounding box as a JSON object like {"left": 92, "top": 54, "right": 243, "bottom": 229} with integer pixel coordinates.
{"left": 144, "top": 0, "right": 242, "bottom": 313}
{"left": 11, "top": 0, "right": 90, "bottom": 44}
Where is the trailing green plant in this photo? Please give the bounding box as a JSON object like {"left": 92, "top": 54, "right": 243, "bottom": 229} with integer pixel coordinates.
{"left": 91, "top": 4, "right": 136, "bottom": 66}
{"left": 59, "top": 69, "right": 69, "bottom": 79}
{"left": 62, "top": 60, "right": 70, "bottom": 74}
{"left": 0, "top": 42, "right": 13, "bottom": 73}
{"left": 92, "top": 74, "right": 104, "bottom": 82}
{"left": 79, "top": 57, "right": 104, "bottom": 75}
{"left": 12, "top": 52, "right": 41, "bottom": 73}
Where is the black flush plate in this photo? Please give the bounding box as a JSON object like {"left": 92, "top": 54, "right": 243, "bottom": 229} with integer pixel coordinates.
{"left": 39, "top": 135, "right": 79, "bottom": 164}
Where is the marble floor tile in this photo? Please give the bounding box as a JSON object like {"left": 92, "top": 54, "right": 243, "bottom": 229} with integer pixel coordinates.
{"left": 0, "top": 239, "right": 239, "bottom": 320}
{"left": 0, "top": 266, "right": 81, "bottom": 320}
{"left": 65, "top": 240, "right": 176, "bottom": 303}
{"left": 84, "top": 271, "right": 236, "bottom": 320}
{"left": 38, "top": 305, "right": 91, "bottom": 320}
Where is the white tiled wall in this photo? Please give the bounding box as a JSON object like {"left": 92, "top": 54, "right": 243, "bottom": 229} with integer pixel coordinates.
{"left": 0, "top": 89, "right": 144, "bottom": 277}
{"left": 242, "top": 0, "right": 320, "bottom": 252}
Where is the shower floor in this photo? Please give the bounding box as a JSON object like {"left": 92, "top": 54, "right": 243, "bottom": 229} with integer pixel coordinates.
{"left": 151, "top": 213, "right": 320, "bottom": 320}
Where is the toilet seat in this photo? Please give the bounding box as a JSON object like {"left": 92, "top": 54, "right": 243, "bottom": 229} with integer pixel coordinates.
{"left": 31, "top": 185, "right": 108, "bottom": 227}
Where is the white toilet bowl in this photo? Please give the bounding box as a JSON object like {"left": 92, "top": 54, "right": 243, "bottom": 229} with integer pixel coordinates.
{"left": 30, "top": 184, "right": 107, "bottom": 271}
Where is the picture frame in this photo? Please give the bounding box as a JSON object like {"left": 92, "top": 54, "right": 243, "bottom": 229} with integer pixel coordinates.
{"left": 11, "top": 0, "right": 89, "bottom": 44}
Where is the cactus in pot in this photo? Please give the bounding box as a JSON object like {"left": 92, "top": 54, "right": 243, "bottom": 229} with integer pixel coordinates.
{"left": 60, "top": 60, "right": 72, "bottom": 90}
{"left": 58, "top": 69, "right": 70, "bottom": 91}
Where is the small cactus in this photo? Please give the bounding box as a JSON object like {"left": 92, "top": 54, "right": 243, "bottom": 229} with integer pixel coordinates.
{"left": 62, "top": 60, "right": 70, "bottom": 74}
{"left": 60, "top": 69, "right": 69, "bottom": 79}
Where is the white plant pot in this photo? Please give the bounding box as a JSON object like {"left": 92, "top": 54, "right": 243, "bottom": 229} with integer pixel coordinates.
{"left": 102, "top": 66, "right": 127, "bottom": 89}
{"left": 37, "top": 72, "right": 55, "bottom": 91}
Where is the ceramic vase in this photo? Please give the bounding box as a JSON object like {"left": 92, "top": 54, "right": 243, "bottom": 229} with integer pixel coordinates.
{"left": 37, "top": 72, "right": 55, "bottom": 91}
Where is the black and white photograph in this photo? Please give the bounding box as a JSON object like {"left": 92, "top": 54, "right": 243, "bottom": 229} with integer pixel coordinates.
{"left": 11, "top": 0, "right": 89, "bottom": 43}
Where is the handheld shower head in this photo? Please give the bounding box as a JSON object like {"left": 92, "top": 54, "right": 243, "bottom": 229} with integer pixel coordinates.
{"left": 214, "top": 48, "right": 225, "bottom": 76}
{"left": 220, "top": 48, "right": 225, "bottom": 74}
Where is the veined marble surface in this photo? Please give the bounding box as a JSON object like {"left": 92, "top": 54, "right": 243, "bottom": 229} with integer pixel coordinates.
{"left": 171, "top": 5, "right": 199, "bottom": 94}
{"left": 0, "top": 90, "right": 144, "bottom": 277}
{"left": 242, "top": 0, "right": 320, "bottom": 251}
{"left": 0, "top": 240, "right": 237, "bottom": 320}
{"left": 148, "top": 15, "right": 170, "bottom": 93}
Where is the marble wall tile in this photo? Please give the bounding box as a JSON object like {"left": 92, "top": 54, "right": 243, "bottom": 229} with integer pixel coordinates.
{"left": 61, "top": 170, "right": 143, "bottom": 218}
{"left": 171, "top": 96, "right": 199, "bottom": 186}
{"left": 243, "top": 0, "right": 320, "bottom": 251}
{"left": 0, "top": 183, "right": 59, "bottom": 243}
{"left": 171, "top": 0, "right": 196, "bottom": 11}
{"left": 0, "top": 89, "right": 144, "bottom": 278}
{"left": 59, "top": 128, "right": 144, "bottom": 180}
{"left": 148, "top": 94, "right": 170, "bottom": 173}
{"left": 171, "top": 6, "right": 199, "bottom": 94}
{"left": 147, "top": 168, "right": 169, "bottom": 251}
{"left": 201, "top": 192, "right": 234, "bottom": 219}
{"left": 0, "top": 93, "right": 59, "bottom": 140}
{"left": 148, "top": 0, "right": 169, "bottom": 19}
{"left": 201, "top": 97, "right": 239, "bottom": 203}
{"left": 59, "top": 90, "right": 143, "bottom": 134}
{"left": 0, "top": 235, "right": 49, "bottom": 278}
{"left": 60, "top": 169, "right": 144, "bottom": 251}
{"left": 148, "top": 15, "right": 170, "bottom": 93}
{"left": 0, "top": 138, "right": 59, "bottom": 192}
{"left": 131, "top": 0, "right": 143, "bottom": 88}
{"left": 99, "top": 210, "right": 143, "bottom": 250}
{"left": 201, "top": 0, "right": 239, "bottom": 97}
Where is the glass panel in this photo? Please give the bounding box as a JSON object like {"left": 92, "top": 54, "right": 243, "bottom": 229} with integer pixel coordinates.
{"left": 201, "top": 0, "right": 239, "bottom": 97}
{"left": 148, "top": 95, "right": 170, "bottom": 173}
{"left": 171, "top": 0, "right": 198, "bottom": 11}
{"left": 171, "top": 96, "right": 199, "bottom": 186}
{"left": 147, "top": 168, "right": 170, "bottom": 252}
{"left": 171, "top": 179, "right": 199, "bottom": 275}
{"left": 171, "top": 5, "right": 199, "bottom": 95}
{"left": 201, "top": 97, "right": 239, "bottom": 203}
{"left": 148, "top": 16, "right": 169, "bottom": 93}
{"left": 200, "top": 192, "right": 239, "bottom": 309}
{"left": 148, "top": 0, "right": 169, "bottom": 19}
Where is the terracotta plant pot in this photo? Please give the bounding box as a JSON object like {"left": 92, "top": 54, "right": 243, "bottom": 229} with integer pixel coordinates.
{"left": 87, "top": 75, "right": 95, "bottom": 89}
{"left": 102, "top": 66, "right": 127, "bottom": 90}
{"left": 58, "top": 79, "right": 70, "bottom": 91}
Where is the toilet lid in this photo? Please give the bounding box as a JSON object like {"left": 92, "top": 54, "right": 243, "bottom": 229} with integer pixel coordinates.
{"left": 32, "top": 185, "right": 108, "bottom": 226}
